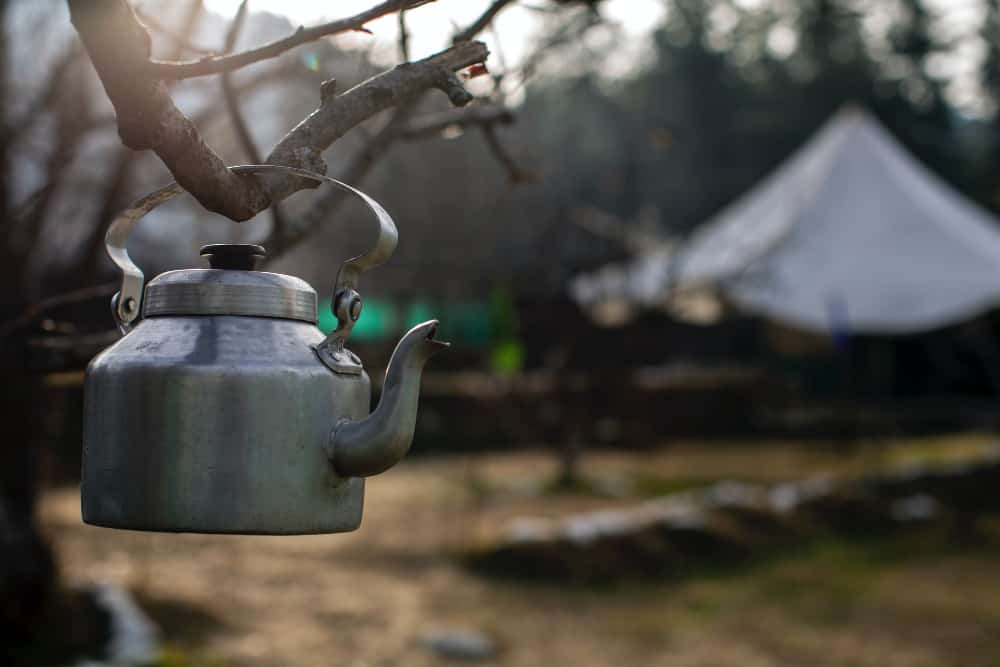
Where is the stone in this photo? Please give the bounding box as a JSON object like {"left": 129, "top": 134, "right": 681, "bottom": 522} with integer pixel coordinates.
{"left": 420, "top": 628, "right": 498, "bottom": 661}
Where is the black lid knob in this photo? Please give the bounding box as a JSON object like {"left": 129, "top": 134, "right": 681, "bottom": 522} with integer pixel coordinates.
{"left": 200, "top": 244, "right": 266, "bottom": 270}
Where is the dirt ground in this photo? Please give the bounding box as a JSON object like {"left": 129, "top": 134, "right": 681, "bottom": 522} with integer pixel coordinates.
{"left": 40, "top": 436, "right": 1000, "bottom": 666}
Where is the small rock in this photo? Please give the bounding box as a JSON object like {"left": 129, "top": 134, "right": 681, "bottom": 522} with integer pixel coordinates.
{"left": 420, "top": 628, "right": 498, "bottom": 661}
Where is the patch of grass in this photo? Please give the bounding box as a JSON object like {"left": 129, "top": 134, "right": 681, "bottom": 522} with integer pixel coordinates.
{"left": 882, "top": 433, "right": 998, "bottom": 468}
{"left": 147, "top": 647, "right": 227, "bottom": 667}
{"left": 629, "top": 474, "right": 720, "bottom": 498}
{"left": 542, "top": 473, "right": 719, "bottom": 499}
{"left": 542, "top": 474, "right": 629, "bottom": 497}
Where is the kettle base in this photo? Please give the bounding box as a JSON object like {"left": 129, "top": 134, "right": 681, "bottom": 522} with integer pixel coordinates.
{"left": 81, "top": 476, "right": 365, "bottom": 535}
{"left": 80, "top": 517, "right": 364, "bottom": 536}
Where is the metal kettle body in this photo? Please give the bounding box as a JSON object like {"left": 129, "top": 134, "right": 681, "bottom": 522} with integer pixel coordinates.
{"left": 81, "top": 166, "right": 446, "bottom": 535}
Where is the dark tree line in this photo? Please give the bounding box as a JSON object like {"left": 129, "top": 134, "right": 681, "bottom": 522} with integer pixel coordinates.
{"left": 498, "top": 0, "right": 997, "bottom": 294}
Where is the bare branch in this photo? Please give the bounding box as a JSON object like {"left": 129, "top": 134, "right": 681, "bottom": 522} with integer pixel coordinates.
{"left": 0, "top": 283, "right": 117, "bottom": 339}
{"left": 453, "top": 0, "right": 517, "bottom": 43}
{"left": 221, "top": 0, "right": 249, "bottom": 53}
{"left": 264, "top": 41, "right": 488, "bottom": 200}
{"left": 264, "top": 102, "right": 515, "bottom": 261}
{"left": 147, "top": 0, "right": 437, "bottom": 80}
{"left": 570, "top": 206, "right": 669, "bottom": 254}
{"left": 504, "top": 8, "right": 602, "bottom": 96}
{"left": 220, "top": 0, "right": 259, "bottom": 163}
{"left": 79, "top": 2, "right": 208, "bottom": 282}
{"left": 398, "top": 9, "right": 411, "bottom": 61}
{"left": 220, "top": 1, "right": 289, "bottom": 244}
{"left": 481, "top": 123, "right": 535, "bottom": 183}
{"left": 396, "top": 104, "right": 514, "bottom": 141}
{"left": 68, "top": 0, "right": 488, "bottom": 221}
{"left": 265, "top": 101, "right": 419, "bottom": 260}
{"left": 68, "top": 0, "right": 270, "bottom": 220}
{"left": 135, "top": 9, "right": 216, "bottom": 57}
{"left": 10, "top": 56, "right": 95, "bottom": 277}
{"left": 78, "top": 149, "right": 135, "bottom": 282}
{"left": 27, "top": 329, "right": 120, "bottom": 352}
{"left": 7, "top": 42, "right": 84, "bottom": 141}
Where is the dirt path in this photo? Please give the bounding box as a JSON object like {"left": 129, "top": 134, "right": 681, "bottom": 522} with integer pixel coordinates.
{"left": 40, "top": 443, "right": 1000, "bottom": 666}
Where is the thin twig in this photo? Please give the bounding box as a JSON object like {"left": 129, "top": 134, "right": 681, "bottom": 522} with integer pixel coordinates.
{"left": 69, "top": 0, "right": 488, "bottom": 221}
{"left": 221, "top": 0, "right": 248, "bottom": 53}
{"left": 453, "top": 0, "right": 517, "bottom": 43}
{"left": 136, "top": 8, "right": 216, "bottom": 56}
{"left": 396, "top": 104, "right": 514, "bottom": 141}
{"left": 264, "top": 41, "right": 488, "bottom": 201}
{"left": 219, "top": 1, "right": 289, "bottom": 244}
{"left": 0, "top": 283, "right": 118, "bottom": 339}
{"left": 265, "top": 102, "right": 516, "bottom": 261}
{"left": 398, "top": 9, "right": 410, "bottom": 61}
{"left": 488, "top": 21, "right": 508, "bottom": 101}
{"left": 147, "top": 0, "right": 437, "bottom": 80}
{"left": 266, "top": 101, "right": 420, "bottom": 261}
{"left": 220, "top": 1, "right": 259, "bottom": 162}
{"left": 7, "top": 41, "right": 84, "bottom": 141}
{"left": 27, "top": 329, "right": 120, "bottom": 350}
{"left": 78, "top": 148, "right": 135, "bottom": 283}
{"left": 481, "top": 123, "right": 535, "bottom": 183}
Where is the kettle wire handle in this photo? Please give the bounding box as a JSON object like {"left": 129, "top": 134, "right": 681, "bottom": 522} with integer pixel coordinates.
{"left": 105, "top": 164, "right": 399, "bottom": 335}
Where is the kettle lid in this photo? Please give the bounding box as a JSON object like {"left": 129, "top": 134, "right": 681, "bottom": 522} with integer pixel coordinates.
{"left": 142, "top": 244, "right": 318, "bottom": 323}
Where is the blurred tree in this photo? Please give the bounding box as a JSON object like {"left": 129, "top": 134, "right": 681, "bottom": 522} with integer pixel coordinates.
{"left": 882, "top": 0, "right": 960, "bottom": 188}
{"left": 628, "top": 0, "right": 758, "bottom": 233}
{"left": 511, "top": 0, "right": 974, "bottom": 249}
{"left": 979, "top": 0, "right": 1000, "bottom": 206}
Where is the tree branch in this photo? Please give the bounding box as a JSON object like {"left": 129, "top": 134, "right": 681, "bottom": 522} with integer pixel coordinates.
{"left": 78, "top": 148, "right": 135, "bottom": 282}
{"left": 78, "top": 0, "right": 205, "bottom": 283}
{"left": 264, "top": 40, "right": 489, "bottom": 200}
{"left": 146, "top": 0, "right": 436, "bottom": 80}
{"left": 398, "top": 9, "right": 411, "bottom": 61}
{"left": 481, "top": 123, "right": 535, "bottom": 183}
{"left": 135, "top": 8, "right": 216, "bottom": 57}
{"left": 68, "top": 0, "right": 270, "bottom": 220}
{"left": 7, "top": 42, "right": 84, "bottom": 142}
{"left": 0, "top": 283, "right": 117, "bottom": 339}
{"left": 220, "top": 1, "right": 289, "bottom": 245}
{"left": 453, "top": 0, "right": 517, "bottom": 43}
{"left": 265, "top": 101, "right": 420, "bottom": 260}
{"left": 67, "top": 0, "right": 488, "bottom": 221}
{"left": 264, "top": 102, "right": 516, "bottom": 261}
{"left": 220, "top": 1, "right": 258, "bottom": 163}
{"left": 396, "top": 104, "right": 514, "bottom": 141}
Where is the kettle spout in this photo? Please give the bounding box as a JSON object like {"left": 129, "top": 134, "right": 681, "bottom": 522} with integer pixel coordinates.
{"left": 328, "top": 321, "right": 448, "bottom": 477}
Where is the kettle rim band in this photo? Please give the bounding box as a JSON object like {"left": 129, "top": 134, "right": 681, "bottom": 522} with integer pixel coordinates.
{"left": 106, "top": 165, "right": 399, "bottom": 334}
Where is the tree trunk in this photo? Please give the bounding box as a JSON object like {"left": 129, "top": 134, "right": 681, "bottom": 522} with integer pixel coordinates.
{"left": 0, "top": 0, "right": 60, "bottom": 648}
{"left": 0, "top": 356, "right": 57, "bottom": 642}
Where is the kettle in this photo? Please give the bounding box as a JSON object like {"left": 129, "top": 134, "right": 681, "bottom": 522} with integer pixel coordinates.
{"left": 82, "top": 165, "right": 447, "bottom": 534}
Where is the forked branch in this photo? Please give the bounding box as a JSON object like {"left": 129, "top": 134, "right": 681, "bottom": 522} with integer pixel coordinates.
{"left": 67, "top": 0, "right": 488, "bottom": 221}
{"left": 146, "top": 0, "right": 437, "bottom": 80}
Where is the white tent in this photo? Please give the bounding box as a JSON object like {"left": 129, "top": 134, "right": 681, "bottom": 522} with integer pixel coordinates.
{"left": 571, "top": 106, "right": 1000, "bottom": 335}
